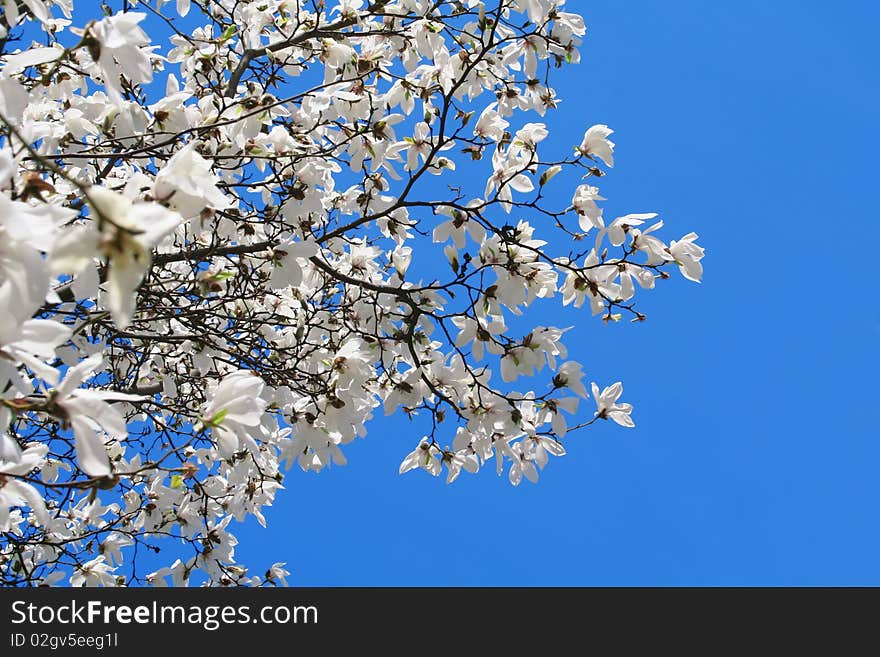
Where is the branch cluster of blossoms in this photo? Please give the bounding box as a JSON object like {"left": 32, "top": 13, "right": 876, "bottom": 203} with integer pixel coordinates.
{"left": 0, "top": 0, "right": 703, "bottom": 586}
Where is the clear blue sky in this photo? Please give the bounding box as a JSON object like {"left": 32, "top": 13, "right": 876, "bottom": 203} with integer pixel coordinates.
{"left": 228, "top": 0, "right": 880, "bottom": 586}
{"left": 42, "top": 1, "right": 878, "bottom": 585}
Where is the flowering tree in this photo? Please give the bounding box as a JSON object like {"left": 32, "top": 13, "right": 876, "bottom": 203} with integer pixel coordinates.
{"left": 0, "top": 0, "right": 704, "bottom": 586}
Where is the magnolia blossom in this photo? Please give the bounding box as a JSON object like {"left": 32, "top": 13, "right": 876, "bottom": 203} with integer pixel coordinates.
{"left": 0, "top": 438, "right": 51, "bottom": 531}
{"left": 399, "top": 438, "right": 442, "bottom": 477}
{"left": 474, "top": 104, "right": 509, "bottom": 141}
{"left": 578, "top": 124, "right": 616, "bottom": 167}
{"left": 432, "top": 213, "right": 487, "bottom": 249}
{"left": 542, "top": 396, "right": 579, "bottom": 437}
{"left": 591, "top": 382, "right": 635, "bottom": 428}
{"left": 485, "top": 153, "right": 536, "bottom": 212}
{"left": 99, "top": 532, "right": 134, "bottom": 566}
{"left": 669, "top": 233, "right": 705, "bottom": 282}
{"left": 0, "top": 224, "right": 49, "bottom": 337}
{"left": 50, "top": 187, "right": 182, "bottom": 328}
{"left": 555, "top": 361, "right": 588, "bottom": 398}
{"left": 508, "top": 442, "right": 540, "bottom": 486}
{"left": 51, "top": 354, "right": 144, "bottom": 477}
{"left": 402, "top": 122, "right": 435, "bottom": 171}
{"left": 268, "top": 240, "right": 319, "bottom": 290}
{"left": 516, "top": 123, "right": 549, "bottom": 149}
{"left": 440, "top": 448, "right": 479, "bottom": 484}
{"left": 2, "top": 44, "right": 66, "bottom": 75}
{"left": 451, "top": 315, "right": 506, "bottom": 361}
{"left": 88, "top": 12, "right": 154, "bottom": 105}
{"left": 0, "top": 75, "right": 29, "bottom": 125}
{"left": 152, "top": 142, "right": 231, "bottom": 218}
{"left": 598, "top": 213, "right": 657, "bottom": 247}
{"left": 200, "top": 371, "right": 269, "bottom": 458}
{"left": 265, "top": 562, "right": 290, "bottom": 587}
{"left": 280, "top": 422, "right": 347, "bottom": 472}
{"left": 146, "top": 558, "right": 193, "bottom": 587}
{"left": 69, "top": 555, "right": 118, "bottom": 587}
{"left": 572, "top": 184, "right": 605, "bottom": 232}
{"left": 524, "top": 433, "right": 567, "bottom": 468}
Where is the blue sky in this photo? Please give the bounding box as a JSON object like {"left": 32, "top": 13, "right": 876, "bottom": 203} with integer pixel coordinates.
{"left": 228, "top": 0, "right": 880, "bottom": 586}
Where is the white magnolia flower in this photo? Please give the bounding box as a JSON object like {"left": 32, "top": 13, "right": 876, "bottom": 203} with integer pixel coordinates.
{"left": 508, "top": 442, "right": 539, "bottom": 486}
{"left": 51, "top": 354, "right": 144, "bottom": 478}
{"left": 552, "top": 10, "right": 587, "bottom": 41}
{"left": 485, "top": 150, "right": 536, "bottom": 212}
{"left": 268, "top": 240, "right": 319, "bottom": 290}
{"left": 630, "top": 220, "right": 669, "bottom": 262}
{"left": 512, "top": 122, "right": 549, "bottom": 153}
{"left": 99, "top": 532, "right": 134, "bottom": 566}
{"left": 402, "top": 122, "right": 435, "bottom": 171}
{"left": 579, "top": 124, "right": 615, "bottom": 167}
{"left": 451, "top": 315, "right": 506, "bottom": 361}
{"left": 89, "top": 12, "right": 154, "bottom": 105}
{"left": 542, "top": 396, "right": 579, "bottom": 437}
{"left": 266, "top": 562, "right": 290, "bottom": 586}
{"left": 560, "top": 250, "right": 620, "bottom": 314}
{"left": 597, "top": 213, "right": 657, "bottom": 248}
{"left": 432, "top": 213, "right": 486, "bottom": 249}
{"left": 591, "top": 382, "right": 634, "bottom": 428}
{"left": 0, "top": 149, "right": 14, "bottom": 188}
{"left": 572, "top": 184, "right": 605, "bottom": 232}
{"left": 70, "top": 555, "right": 118, "bottom": 587}
{"left": 0, "top": 438, "right": 51, "bottom": 531}
{"left": 669, "top": 233, "right": 705, "bottom": 282}
{"left": 146, "top": 558, "right": 193, "bottom": 587}
{"left": 200, "top": 371, "right": 268, "bottom": 458}
{"left": 152, "top": 142, "right": 231, "bottom": 218}
{"left": 280, "top": 422, "right": 347, "bottom": 473}
{"left": 0, "top": 224, "right": 49, "bottom": 337}
{"left": 321, "top": 38, "right": 355, "bottom": 69}
{"left": 50, "top": 186, "right": 182, "bottom": 329}
{"left": 441, "top": 448, "right": 479, "bottom": 484}
{"left": 524, "top": 433, "right": 567, "bottom": 468}
{"left": 399, "top": 438, "right": 442, "bottom": 477}
{"left": 2, "top": 44, "right": 65, "bottom": 75}
{"left": 555, "top": 361, "right": 588, "bottom": 398}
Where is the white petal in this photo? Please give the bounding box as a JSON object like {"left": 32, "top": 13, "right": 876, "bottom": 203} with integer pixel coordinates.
{"left": 2, "top": 45, "right": 64, "bottom": 74}
{"left": 399, "top": 450, "right": 420, "bottom": 474}
{"left": 87, "top": 186, "right": 133, "bottom": 222}
{"left": 15, "top": 319, "right": 71, "bottom": 357}
{"left": 128, "top": 203, "right": 182, "bottom": 246}
{"left": 70, "top": 416, "right": 112, "bottom": 477}
{"left": 55, "top": 353, "right": 104, "bottom": 399}
{"left": 7, "top": 479, "right": 50, "bottom": 527}
{"left": 50, "top": 225, "right": 100, "bottom": 275}
{"left": 105, "top": 253, "right": 149, "bottom": 329}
